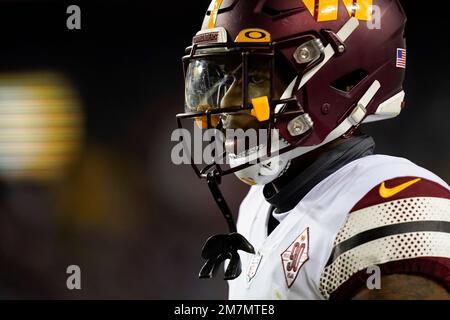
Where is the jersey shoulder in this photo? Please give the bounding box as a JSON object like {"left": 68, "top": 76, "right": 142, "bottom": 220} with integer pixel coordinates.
{"left": 320, "top": 156, "right": 450, "bottom": 299}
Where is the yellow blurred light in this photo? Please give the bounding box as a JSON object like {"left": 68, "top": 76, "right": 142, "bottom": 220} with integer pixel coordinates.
{"left": 0, "top": 72, "right": 84, "bottom": 181}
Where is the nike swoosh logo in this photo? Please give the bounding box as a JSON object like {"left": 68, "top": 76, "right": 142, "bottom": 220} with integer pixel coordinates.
{"left": 379, "top": 178, "right": 422, "bottom": 199}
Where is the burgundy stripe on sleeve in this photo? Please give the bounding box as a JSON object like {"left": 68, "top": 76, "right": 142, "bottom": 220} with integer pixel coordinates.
{"left": 329, "top": 257, "right": 450, "bottom": 300}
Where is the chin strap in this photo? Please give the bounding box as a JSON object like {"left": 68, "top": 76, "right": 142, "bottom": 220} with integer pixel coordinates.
{"left": 199, "top": 170, "right": 255, "bottom": 280}
{"left": 206, "top": 170, "right": 237, "bottom": 233}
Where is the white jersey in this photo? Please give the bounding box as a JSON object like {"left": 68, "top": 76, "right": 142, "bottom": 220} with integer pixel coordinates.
{"left": 228, "top": 155, "right": 450, "bottom": 300}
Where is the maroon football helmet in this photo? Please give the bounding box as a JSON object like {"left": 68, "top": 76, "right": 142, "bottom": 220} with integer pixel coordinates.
{"left": 177, "top": 0, "right": 407, "bottom": 280}
{"left": 177, "top": 0, "right": 407, "bottom": 186}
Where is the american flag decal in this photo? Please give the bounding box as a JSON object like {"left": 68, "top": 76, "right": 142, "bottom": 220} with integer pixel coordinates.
{"left": 396, "top": 48, "right": 406, "bottom": 69}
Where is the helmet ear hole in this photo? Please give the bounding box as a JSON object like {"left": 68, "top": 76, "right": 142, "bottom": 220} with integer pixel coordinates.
{"left": 330, "top": 69, "right": 369, "bottom": 93}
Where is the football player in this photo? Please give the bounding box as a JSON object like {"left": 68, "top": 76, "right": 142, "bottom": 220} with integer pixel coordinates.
{"left": 176, "top": 0, "right": 450, "bottom": 299}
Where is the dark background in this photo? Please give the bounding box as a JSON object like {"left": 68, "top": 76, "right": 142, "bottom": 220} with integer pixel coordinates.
{"left": 0, "top": 0, "right": 448, "bottom": 299}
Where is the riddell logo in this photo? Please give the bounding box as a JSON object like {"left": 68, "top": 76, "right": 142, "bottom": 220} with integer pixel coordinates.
{"left": 193, "top": 32, "right": 219, "bottom": 44}
{"left": 281, "top": 228, "right": 310, "bottom": 288}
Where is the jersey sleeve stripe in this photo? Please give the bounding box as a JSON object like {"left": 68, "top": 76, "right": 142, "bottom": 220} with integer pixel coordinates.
{"left": 334, "top": 197, "right": 450, "bottom": 245}
{"left": 326, "top": 221, "right": 450, "bottom": 266}
{"left": 320, "top": 232, "right": 450, "bottom": 299}
{"left": 328, "top": 257, "right": 450, "bottom": 300}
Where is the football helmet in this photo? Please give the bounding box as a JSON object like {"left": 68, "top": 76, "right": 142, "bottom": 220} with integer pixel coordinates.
{"left": 177, "top": 0, "right": 406, "bottom": 186}
{"left": 176, "top": 0, "right": 407, "bottom": 279}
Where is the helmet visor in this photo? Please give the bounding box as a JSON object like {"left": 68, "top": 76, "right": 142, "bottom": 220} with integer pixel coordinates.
{"left": 184, "top": 53, "right": 273, "bottom": 124}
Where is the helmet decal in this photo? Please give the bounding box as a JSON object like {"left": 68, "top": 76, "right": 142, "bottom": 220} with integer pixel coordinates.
{"left": 303, "top": 0, "right": 373, "bottom": 22}
{"left": 193, "top": 27, "right": 228, "bottom": 45}
{"left": 235, "top": 28, "right": 271, "bottom": 43}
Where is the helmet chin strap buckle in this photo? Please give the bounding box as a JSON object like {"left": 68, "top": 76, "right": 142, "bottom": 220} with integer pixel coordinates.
{"left": 321, "top": 29, "right": 346, "bottom": 55}
{"left": 199, "top": 170, "right": 255, "bottom": 280}
{"left": 344, "top": 80, "right": 382, "bottom": 137}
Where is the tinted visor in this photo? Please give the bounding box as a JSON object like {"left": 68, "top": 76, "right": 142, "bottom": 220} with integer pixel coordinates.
{"left": 184, "top": 54, "right": 272, "bottom": 116}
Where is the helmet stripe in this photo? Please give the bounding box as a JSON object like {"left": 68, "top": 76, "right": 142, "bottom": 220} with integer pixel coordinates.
{"left": 208, "top": 0, "right": 224, "bottom": 29}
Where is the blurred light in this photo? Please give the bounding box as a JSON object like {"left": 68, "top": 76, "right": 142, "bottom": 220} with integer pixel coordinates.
{"left": 0, "top": 72, "right": 83, "bottom": 181}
